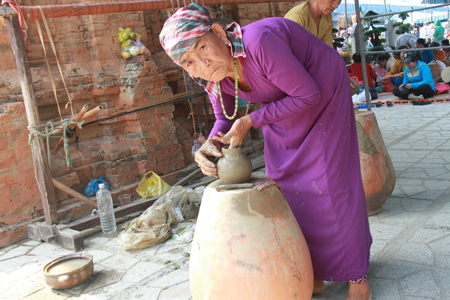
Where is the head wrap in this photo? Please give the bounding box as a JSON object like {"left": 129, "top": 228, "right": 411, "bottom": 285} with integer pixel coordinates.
{"left": 159, "top": 3, "right": 246, "bottom": 98}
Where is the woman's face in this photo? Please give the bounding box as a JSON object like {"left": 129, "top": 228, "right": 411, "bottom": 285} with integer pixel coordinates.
{"left": 400, "top": 51, "right": 405, "bottom": 60}
{"left": 179, "top": 24, "right": 234, "bottom": 82}
{"left": 315, "top": 0, "right": 342, "bottom": 16}
{"left": 407, "top": 61, "right": 417, "bottom": 70}
{"left": 377, "top": 60, "right": 386, "bottom": 68}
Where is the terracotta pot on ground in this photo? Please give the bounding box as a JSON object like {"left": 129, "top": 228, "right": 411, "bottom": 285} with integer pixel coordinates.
{"left": 356, "top": 111, "right": 396, "bottom": 216}
{"left": 190, "top": 178, "right": 314, "bottom": 300}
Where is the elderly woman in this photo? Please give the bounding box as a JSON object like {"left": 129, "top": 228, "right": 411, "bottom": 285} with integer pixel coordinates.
{"left": 383, "top": 45, "right": 408, "bottom": 87}
{"left": 393, "top": 53, "right": 435, "bottom": 100}
{"left": 284, "top": 0, "right": 341, "bottom": 48}
{"left": 160, "top": 4, "right": 372, "bottom": 299}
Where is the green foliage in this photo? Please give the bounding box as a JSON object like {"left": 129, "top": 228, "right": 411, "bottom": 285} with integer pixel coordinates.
{"left": 393, "top": 12, "right": 413, "bottom": 35}
{"left": 362, "top": 10, "right": 387, "bottom": 47}
{"left": 333, "top": 37, "right": 345, "bottom": 49}
{"left": 341, "top": 52, "right": 352, "bottom": 65}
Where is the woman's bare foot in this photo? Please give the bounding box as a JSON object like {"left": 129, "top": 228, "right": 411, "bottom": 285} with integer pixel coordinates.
{"left": 313, "top": 279, "right": 325, "bottom": 294}
{"left": 347, "top": 281, "right": 372, "bottom": 300}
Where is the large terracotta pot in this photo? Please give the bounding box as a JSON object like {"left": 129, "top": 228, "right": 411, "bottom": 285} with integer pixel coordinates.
{"left": 355, "top": 111, "right": 396, "bottom": 216}
{"left": 190, "top": 178, "right": 314, "bottom": 300}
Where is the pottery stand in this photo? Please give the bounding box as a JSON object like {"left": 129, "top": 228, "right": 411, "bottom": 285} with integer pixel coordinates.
{"left": 356, "top": 111, "right": 396, "bottom": 216}
{"left": 190, "top": 179, "right": 314, "bottom": 300}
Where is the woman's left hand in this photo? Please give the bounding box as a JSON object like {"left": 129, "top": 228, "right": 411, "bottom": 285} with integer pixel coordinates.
{"left": 213, "top": 115, "right": 253, "bottom": 148}
{"left": 405, "top": 83, "right": 412, "bottom": 89}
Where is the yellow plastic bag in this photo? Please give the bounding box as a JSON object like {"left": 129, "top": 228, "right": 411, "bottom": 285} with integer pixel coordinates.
{"left": 136, "top": 171, "right": 171, "bottom": 199}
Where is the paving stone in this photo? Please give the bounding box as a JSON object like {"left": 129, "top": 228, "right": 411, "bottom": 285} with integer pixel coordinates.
{"left": 400, "top": 270, "right": 441, "bottom": 298}
{"left": 369, "top": 223, "right": 404, "bottom": 241}
{"left": 28, "top": 242, "right": 74, "bottom": 258}
{"left": 410, "top": 190, "right": 444, "bottom": 200}
{"left": 426, "top": 213, "right": 450, "bottom": 228}
{"left": 0, "top": 245, "right": 32, "bottom": 260}
{"left": 122, "top": 261, "right": 166, "bottom": 283}
{"left": 370, "top": 239, "right": 389, "bottom": 258}
{"left": 79, "top": 281, "right": 134, "bottom": 300}
{"left": 22, "top": 240, "right": 43, "bottom": 247}
{"left": 369, "top": 278, "right": 401, "bottom": 300}
{"left": 393, "top": 243, "right": 435, "bottom": 266}
{"left": 147, "top": 269, "right": 190, "bottom": 289}
{"left": 99, "top": 254, "right": 139, "bottom": 270}
{"left": 429, "top": 235, "right": 450, "bottom": 256}
{"left": 83, "top": 269, "right": 125, "bottom": 292}
{"left": 0, "top": 255, "right": 39, "bottom": 283}
{"left": 108, "top": 285, "right": 160, "bottom": 300}
{"left": 83, "top": 249, "right": 114, "bottom": 263}
{"left": 157, "top": 280, "right": 191, "bottom": 300}
{"left": 401, "top": 199, "right": 432, "bottom": 212}
{"left": 21, "top": 287, "right": 72, "bottom": 300}
{"left": 379, "top": 211, "right": 421, "bottom": 224}
{"left": 423, "top": 180, "right": 450, "bottom": 191}
{"left": 374, "top": 260, "right": 421, "bottom": 279}
{"left": 439, "top": 201, "right": 450, "bottom": 212}
{"left": 408, "top": 229, "right": 450, "bottom": 244}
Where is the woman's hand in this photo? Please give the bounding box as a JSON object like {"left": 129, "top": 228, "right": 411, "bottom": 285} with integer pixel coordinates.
{"left": 194, "top": 138, "right": 223, "bottom": 178}
{"left": 404, "top": 83, "right": 412, "bottom": 89}
{"left": 213, "top": 115, "right": 253, "bottom": 148}
{"left": 349, "top": 76, "right": 359, "bottom": 89}
{"left": 383, "top": 74, "right": 392, "bottom": 81}
{"left": 399, "top": 84, "right": 404, "bottom": 89}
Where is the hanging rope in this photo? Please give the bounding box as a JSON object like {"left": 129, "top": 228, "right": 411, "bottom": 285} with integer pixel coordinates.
{"left": 1, "top": 0, "right": 28, "bottom": 44}
{"left": 37, "top": 6, "right": 74, "bottom": 117}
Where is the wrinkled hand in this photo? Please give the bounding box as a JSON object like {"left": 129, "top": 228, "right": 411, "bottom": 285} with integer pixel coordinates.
{"left": 194, "top": 138, "right": 223, "bottom": 178}
{"left": 349, "top": 76, "right": 359, "bottom": 88}
{"left": 212, "top": 115, "right": 253, "bottom": 148}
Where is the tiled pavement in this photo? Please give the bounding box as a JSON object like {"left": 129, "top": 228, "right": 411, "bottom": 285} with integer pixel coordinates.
{"left": 1, "top": 101, "right": 450, "bottom": 300}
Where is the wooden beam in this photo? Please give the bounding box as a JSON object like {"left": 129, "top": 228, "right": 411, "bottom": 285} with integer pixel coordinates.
{"left": 6, "top": 15, "right": 58, "bottom": 225}
{"left": 52, "top": 179, "right": 98, "bottom": 209}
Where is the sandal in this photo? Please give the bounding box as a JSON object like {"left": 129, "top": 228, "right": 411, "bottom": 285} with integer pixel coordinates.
{"left": 387, "top": 101, "right": 393, "bottom": 107}
{"left": 375, "top": 101, "right": 382, "bottom": 107}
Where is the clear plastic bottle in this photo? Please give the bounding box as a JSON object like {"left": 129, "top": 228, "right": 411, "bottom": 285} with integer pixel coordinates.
{"left": 96, "top": 183, "right": 117, "bottom": 234}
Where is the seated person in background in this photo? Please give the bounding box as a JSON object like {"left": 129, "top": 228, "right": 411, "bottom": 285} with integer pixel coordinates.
{"left": 383, "top": 46, "right": 408, "bottom": 87}
{"left": 347, "top": 53, "right": 377, "bottom": 88}
{"left": 431, "top": 41, "right": 446, "bottom": 61}
{"left": 417, "top": 38, "right": 434, "bottom": 63}
{"left": 376, "top": 54, "right": 396, "bottom": 73}
{"left": 441, "top": 39, "right": 450, "bottom": 59}
{"left": 393, "top": 53, "right": 435, "bottom": 100}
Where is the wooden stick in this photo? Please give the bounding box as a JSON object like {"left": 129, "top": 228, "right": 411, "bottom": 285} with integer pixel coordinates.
{"left": 173, "top": 167, "right": 203, "bottom": 186}
{"left": 52, "top": 178, "right": 98, "bottom": 209}
{"left": 52, "top": 104, "right": 89, "bottom": 135}
{"left": 6, "top": 15, "right": 59, "bottom": 225}
{"left": 52, "top": 105, "right": 102, "bottom": 155}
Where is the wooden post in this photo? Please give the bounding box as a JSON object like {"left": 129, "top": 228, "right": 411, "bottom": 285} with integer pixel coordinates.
{"left": 5, "top": 15, "right": 58, "bottom": 225}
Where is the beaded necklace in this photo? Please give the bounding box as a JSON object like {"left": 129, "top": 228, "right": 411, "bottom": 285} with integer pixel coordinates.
{"left": 217, "top": 59, "right": 239, "bottom": 120}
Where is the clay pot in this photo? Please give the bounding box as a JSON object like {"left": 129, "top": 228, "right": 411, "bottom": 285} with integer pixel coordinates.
{"left": 190, "top": 178, "right": 314, "bottom": 300}
{"left": 217, "top": 147, "right": 252, "bottom": 184}
{"left": 356, "top": 111, "right": 396, "bottom": 216}
{"left": 42, "top": 253, "right": 93, "bottom": 290}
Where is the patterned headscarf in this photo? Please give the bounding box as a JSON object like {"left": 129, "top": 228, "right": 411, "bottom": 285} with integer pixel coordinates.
{"left": 159, "top": 3, "right": 246, "bottom": 98}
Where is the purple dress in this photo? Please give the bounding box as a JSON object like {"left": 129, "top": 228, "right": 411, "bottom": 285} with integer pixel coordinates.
{"left": 209, "top": 17, "right": 372, "bottom": 281}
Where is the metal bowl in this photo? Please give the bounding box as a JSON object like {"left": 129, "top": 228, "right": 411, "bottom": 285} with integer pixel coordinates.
{"left": 42, "top": 253, "right": 93, "bottom": 290}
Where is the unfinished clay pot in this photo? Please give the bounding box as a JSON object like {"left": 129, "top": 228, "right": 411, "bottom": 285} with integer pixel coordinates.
{"left": 356, "top": 111, "right": 396, "bottom": 216}
{"left": 190, "top": 178, "right": 314, "bottom": 300}
{"left": 217, "top": 147, "right": 252, "bottom": 184}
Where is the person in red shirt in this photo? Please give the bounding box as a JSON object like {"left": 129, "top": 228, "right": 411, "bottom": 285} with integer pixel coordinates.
{"left": 347, "top": 53, "right": 377, "bottom": 88}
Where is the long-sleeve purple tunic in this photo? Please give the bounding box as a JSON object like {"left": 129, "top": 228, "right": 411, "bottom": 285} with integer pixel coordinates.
{"left": 209, "top": 17, "right": 372, "bottom": 281}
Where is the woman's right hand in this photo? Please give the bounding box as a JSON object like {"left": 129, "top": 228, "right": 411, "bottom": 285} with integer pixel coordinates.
{"left": 194, "top": 138, "right": 223, "bottom": 178}
{"left": 383, "top": 74, "right": 392, "bottom": 81}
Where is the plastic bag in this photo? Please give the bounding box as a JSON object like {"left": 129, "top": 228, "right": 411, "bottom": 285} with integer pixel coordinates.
{"left": 151, "top": 186, "right": 200, "bottom": 220}
{"left": 118, "top": 203, "right": 178, "bottom": 250}
{"left": 136, "top": 171, "right": 171, "bottom": 199}
{"left": 83, "top": 175, "right": 110, "bottom": 197}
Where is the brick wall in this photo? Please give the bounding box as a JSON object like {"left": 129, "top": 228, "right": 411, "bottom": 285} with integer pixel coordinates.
{"left": 0, "top": 1, "right": 298, "bottom": 246}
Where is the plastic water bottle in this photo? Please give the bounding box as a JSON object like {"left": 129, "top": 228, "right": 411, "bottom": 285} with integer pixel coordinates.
{"left": 96, "top": 183, "right": 117, "bottom": 234}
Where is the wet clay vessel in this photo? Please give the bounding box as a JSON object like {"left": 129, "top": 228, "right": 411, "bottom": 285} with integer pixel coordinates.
{"left": 217, "top": 147, "right": 252, "bottom": 184}
{"left": 356, "top": 111, "right": 396, "bottom": 215}
{"left": 190, "top": 178, "right": 314, "bottom": 300}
